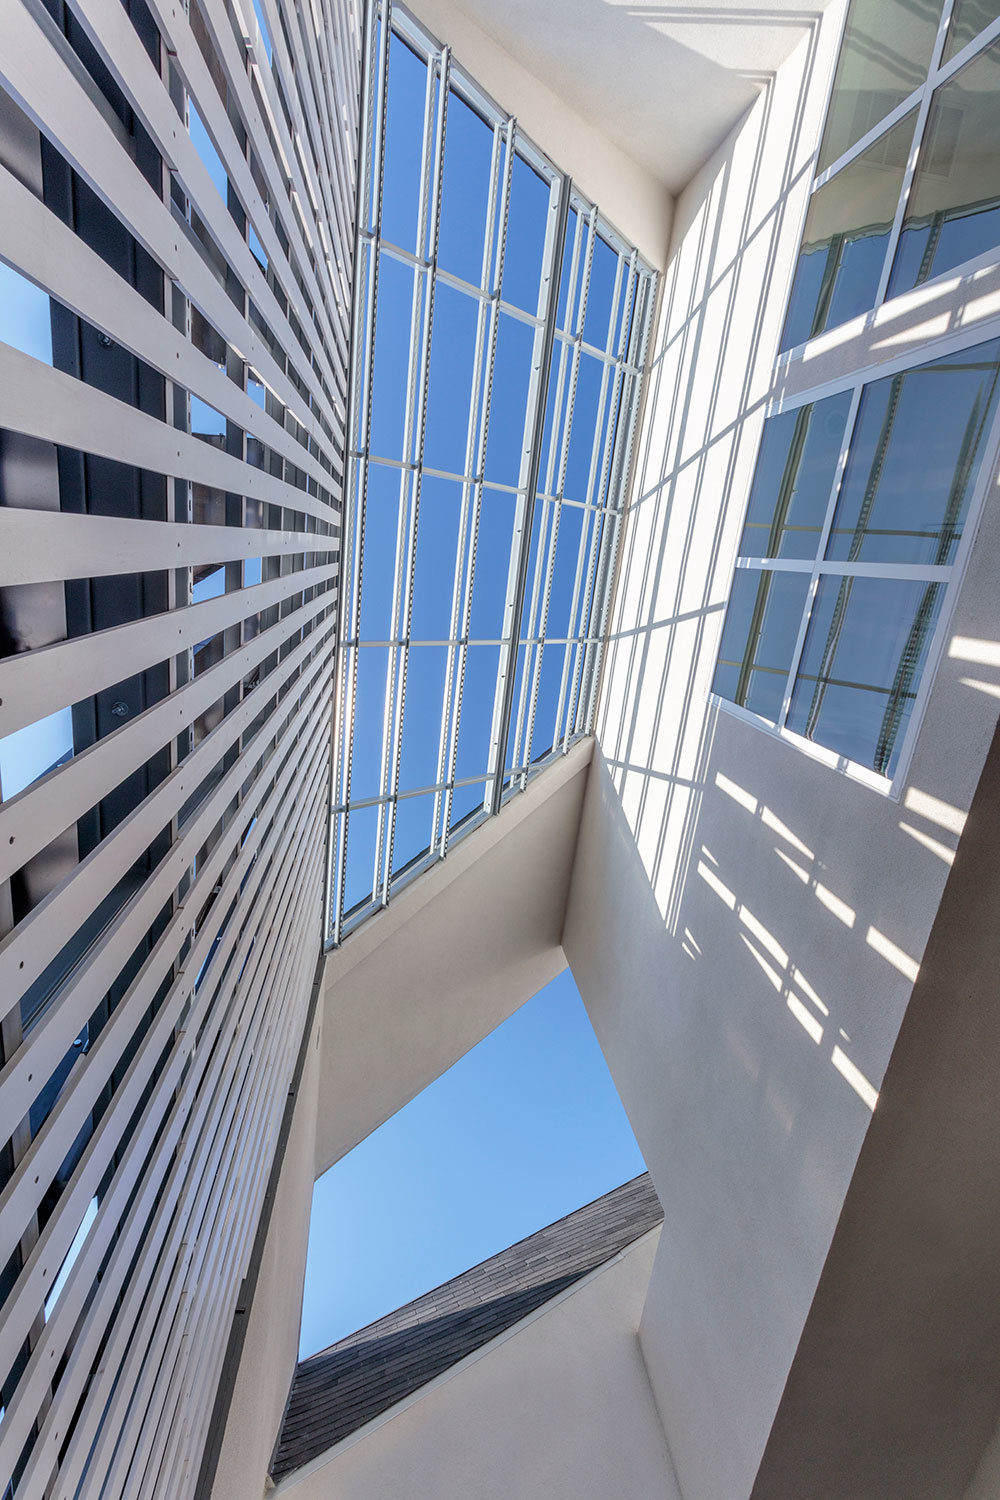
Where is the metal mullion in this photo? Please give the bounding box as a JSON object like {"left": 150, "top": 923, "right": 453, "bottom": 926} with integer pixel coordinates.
{"left": 335, "top": 770, "right": 492, "bottom": 816}
{"left": 331, "top": 0, "right": 390, "bottom": 943}
{"left": 775, "top": 382, "right": 865, "bottom": 728}
{"left": 583, "top": 270, "right": 656, "bottom": 733}
{"left": 870, "top": 0, "right": 957, "bottom": 313}
{"left": 522, "top": 205, "right": 596, "bottom": 771}
{"left": 380, "top": 44, "right": 450, "bottom": 899}
{"left": 438, "top": 119, "right": 514, "bottom": 854}
{"left": 487, "top": 168, "right": 570, "bottom": 814}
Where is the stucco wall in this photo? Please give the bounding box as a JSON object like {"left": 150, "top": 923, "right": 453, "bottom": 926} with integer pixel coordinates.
{"left": 564, "top": 7, "right": 1000, "bottom": 1499}
{"left": 274, "top": 1230, "right": 681, "bottom": 1500}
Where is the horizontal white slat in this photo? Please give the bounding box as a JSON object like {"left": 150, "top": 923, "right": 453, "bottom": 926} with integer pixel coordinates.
{"left": 106, "top": 822, "right": 322, "bottom": 1498}
{"left": 0, "top": 507, "right": 329, "bottom": 586}
{"left": 0, "top": 553, "right": 335, "bottom": 737}
{"left": 0, "top": 681, "right": 330, "bottom": 1479}
{"left": 0, "top": 617, "right": 334, "bottom": 1130}
{"left": 0, "top": 168, "right": 337, "bottom": 489}
{"left": 0, "top": 587, "right": 332, "bottom": 884}
{"left": 0, "top": 342, "right": 338, "bottom": 526}
{"left": 0, "top": 644, "right": 333, "bottom": 1285}
{"left": 25, "top": 725, "right": 328, "bottom": 1500}
{"left": 59, "top": 0, "right": 345, "bottom": 420}
{"left": 0, "top": 0, "right": 340, "bottom": 441}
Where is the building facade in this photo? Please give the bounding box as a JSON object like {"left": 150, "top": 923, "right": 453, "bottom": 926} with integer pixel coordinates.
{"left": 2, "top": 0, "right": 1000, "bottom": 1497}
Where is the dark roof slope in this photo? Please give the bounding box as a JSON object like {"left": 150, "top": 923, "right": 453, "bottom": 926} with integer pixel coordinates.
{"left": 271, "top": 1172, "right": 662, "bottom": 1480}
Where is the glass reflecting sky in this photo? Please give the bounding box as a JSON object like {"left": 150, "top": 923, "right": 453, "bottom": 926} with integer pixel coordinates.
{"left": 328, "top": 6, "right": 654, "bottom": 941}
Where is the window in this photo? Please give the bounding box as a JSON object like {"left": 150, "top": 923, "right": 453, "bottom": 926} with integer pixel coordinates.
{"left": 782, "top": 0, "right": 1000, "bottom": 353}
{"left": 712, "top": 336, "right": 1000, "bottom": 782}
{"left": 328, "top": 2, "right": 655, "bottom": 941}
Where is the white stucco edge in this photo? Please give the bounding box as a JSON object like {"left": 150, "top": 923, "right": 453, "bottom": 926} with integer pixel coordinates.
{"left": 267, "top": 1224, "right": 663, "bottom": 1495}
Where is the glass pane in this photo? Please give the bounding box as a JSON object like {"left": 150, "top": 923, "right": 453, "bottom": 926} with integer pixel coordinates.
{"left": 370, "top": 252, "right": 417, "bottom": 461}
{"left": 787, "top": 575, "right": 944, "bottom": 774}
{"left": 530, "top": 642, "right": 566, "bottom": 760}
{"left": 583, "top": 234, "right": 618, "bottom": 351}
{"left": 343, "top": 803, "right": 378, "bottom": 915}
{"left": 502, "top": 154, "right": 549, "bottom": 315}
{"left": 782, "top": 113, "right": 916, "bottom": 350}
{"left": 450, "top": 778, "right": 487, "bottom": 830}
{"left": 381, "top": 33, "right": 426, "bottom": 254}
{"left": 888, "top": 40, "right": 1000, "bottom": 295}
{"left": 547, "top": 502, "right": 586, "bottom": 638}
{"left": 739, "top": 391, "right": 852, "bottom": 560}
{"left": 398, "top": 645, "right": 448, "bottom": 790}
{"left": 455, "top": 644, "right": 500, "bottom": 779}
{"left": 712, "top": 568, "right": 811, "bottom": 722}
{"left": 944, "top": 0, "right": 999, "bottom": 62}
{"left": 350, "top": 646, "right": 390, "bottom": 801}
{"left": 818, "top": 0, "right": 942, "bottom": 172}
{"left": 504, "top": 642, "right": 528, "bottom": 773}
{"left": 424, "top": 283, "right": 479, "bottom": 474}
{"left": 825, "top": 336, "right": 1000, "bottom": 563}
{"left": 438, "top": 92, "right": 493, "bottom": 285}
{"left": 485, "top": 313, "right": 535, "bottom": 487}
{"left": 359, "top": 464, "right": 402, "bottom": 641}
{"left": 564, "top": 353, "right": 606, "bottom": 503}
{"left": 410, "top": 476, "right": 463, "bottom": 640}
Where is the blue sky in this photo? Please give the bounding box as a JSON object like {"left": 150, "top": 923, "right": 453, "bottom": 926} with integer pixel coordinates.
{"left": 299, "top": 968, "right": 645, "bottom": 1357}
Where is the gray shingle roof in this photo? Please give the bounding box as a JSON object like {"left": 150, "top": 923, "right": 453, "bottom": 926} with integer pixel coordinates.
{"left": 271, "top": 1172, "right": 662, "bottom": 1480}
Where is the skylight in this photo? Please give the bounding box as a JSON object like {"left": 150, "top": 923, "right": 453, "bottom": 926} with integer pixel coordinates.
{"left": 327, "top": 1, "right": 656, "bottom": 942}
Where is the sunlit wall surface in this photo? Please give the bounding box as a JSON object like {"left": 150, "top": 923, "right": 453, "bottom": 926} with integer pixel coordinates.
{"left": 782, "top": 0, "right": 1000, "bottom": 353}
{"left": 327, "top": 2, "right": 656, "bottom": 942}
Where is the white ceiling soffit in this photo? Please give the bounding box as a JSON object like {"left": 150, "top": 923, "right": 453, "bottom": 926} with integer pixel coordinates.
{"left": 419, "top": 0, "right": 838, "bottom": 196}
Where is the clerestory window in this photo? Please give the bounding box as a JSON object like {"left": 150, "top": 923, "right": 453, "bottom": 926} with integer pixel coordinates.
{"left": 327, "top": 2, "right": 656, "bottom": 942}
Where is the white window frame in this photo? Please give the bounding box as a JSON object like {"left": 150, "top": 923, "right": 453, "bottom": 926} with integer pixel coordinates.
{"left": 710, "top": 314, "right": 1000, "bottom": 799}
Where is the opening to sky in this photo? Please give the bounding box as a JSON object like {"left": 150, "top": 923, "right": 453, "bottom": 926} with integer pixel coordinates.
{"left": 299, "top": 968, "right": 645, "bottom": 1358}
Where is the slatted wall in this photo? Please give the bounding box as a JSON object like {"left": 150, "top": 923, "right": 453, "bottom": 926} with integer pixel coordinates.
{"left": 0, "top": 0, "right": 359, "bottom": 1488}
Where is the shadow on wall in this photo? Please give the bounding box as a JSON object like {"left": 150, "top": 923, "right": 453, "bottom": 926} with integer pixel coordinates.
{"left": 599, "top": 13, "right": 824, "bottom": 933}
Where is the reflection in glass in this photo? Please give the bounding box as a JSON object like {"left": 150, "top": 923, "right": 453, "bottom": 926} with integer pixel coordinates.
{"left": 787, "top": 576, "right": 943, "bottom": 774}
{"left": 739, "top": 392, "right": 852, "bottom": 559}
{"left": 944, "top": 0, "right": 999, "bottom": 62}
{"left": 889, "top": 39, "right": 1000, "bottom": 294}
{"left": 818, "top": 0, "right": 941, "bottom": 172}
{"left": 380, "top": 33, "right": 426, "bottom": 255}
{"left": 502, "top": 155, "right": 550, "bottom": 314}
{"left": 438, "top": 91, "right": 493, "bottom": 284}
{"left": 712, "top": 569, "right": 811, "bottom": 722}
{"left": 782, "top": 113, "right": 916, "bottom": 349}
{"left": 825, "top": 336, "right": 1000, "bottom": 563}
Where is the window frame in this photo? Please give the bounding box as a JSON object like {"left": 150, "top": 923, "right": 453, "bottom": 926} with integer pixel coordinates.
{"left": 778, "top": 0, "right": 1000, "bottom": 364}
{"left": 709, "top": 318, "right": 1000, "bottom": 797}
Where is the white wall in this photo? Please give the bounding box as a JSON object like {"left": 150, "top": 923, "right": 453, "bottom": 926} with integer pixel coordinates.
{"left": 274, "top": 1230, "right": 681, "bottom": 1500}
{"left": 315, "top": 740, "right": 591, "bottom": 1177}
{"left": 563, "top": 7, "right": 1000, "bottom": 1498}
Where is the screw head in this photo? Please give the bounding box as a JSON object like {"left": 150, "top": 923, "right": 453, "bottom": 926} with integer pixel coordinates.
{"left": 111, "top": 700, "right": 130, "bottom": 718}
{"left": 97, "top": 332, "right": 116, "bottom": 350}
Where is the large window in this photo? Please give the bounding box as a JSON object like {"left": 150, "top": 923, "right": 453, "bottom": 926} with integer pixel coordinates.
{"left": 781, "top": 0, "right": 1000, "bottom": 353}
{"left": 327, "top": 3, "right": 655, "bottom": 942}
{"left": 712, "top": 337, "right": 1000, "bottom": 782}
